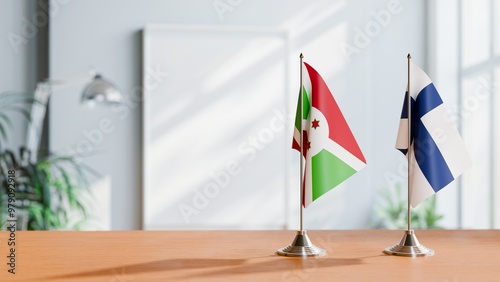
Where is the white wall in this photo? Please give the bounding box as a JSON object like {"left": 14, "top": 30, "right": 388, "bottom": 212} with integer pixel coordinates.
{"left": 428, "top": 0, "right": 500, "bottom": 229}
{"left": 49, "top": 0, "right": 426, "bottom": 230}
{"left": 0, "top": 0, "right": 38, "bottom": 150}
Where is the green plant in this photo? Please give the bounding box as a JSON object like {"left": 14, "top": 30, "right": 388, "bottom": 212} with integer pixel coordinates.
{"left": 0, "top": 92, "right": 95, "bottom": 230}
{"left": 0, "top": 148, "right": 96, "bottom": 230}
{"left": 373, "top": 182, "right": 444, "bottom": 229}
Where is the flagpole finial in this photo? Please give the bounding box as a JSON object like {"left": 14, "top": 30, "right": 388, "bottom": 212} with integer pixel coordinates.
{"left": 407, "top": 53, "right": 411, "bottom": 59}
{"left": 300, "top": 53, "right": 303, "bottom": 59}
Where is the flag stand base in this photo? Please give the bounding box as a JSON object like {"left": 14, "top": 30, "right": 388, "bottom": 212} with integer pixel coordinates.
{"left": 383, "top": 230, "right": 434, "bottom": 257}
{"left": 277, "top": 230, "right": 326, "bottom": 257}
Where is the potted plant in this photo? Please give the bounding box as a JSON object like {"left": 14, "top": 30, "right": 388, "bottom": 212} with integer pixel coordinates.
{"left": 373, "top": 181, "right": 444, "bottom": 229}
{"left": 0, "top": 92, "right": 94, "bottom": 230}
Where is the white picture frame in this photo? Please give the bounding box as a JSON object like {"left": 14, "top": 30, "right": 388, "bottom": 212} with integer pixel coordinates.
{"left": 142, "top": 24, "right": 292, "bottom": 230}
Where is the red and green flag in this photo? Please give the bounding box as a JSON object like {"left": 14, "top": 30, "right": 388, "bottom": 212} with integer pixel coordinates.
{"left": 293, "top": 62, "right": 366, "bottom": 207}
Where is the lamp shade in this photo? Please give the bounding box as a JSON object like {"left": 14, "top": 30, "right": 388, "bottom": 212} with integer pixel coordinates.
{"left": 81, "top": 74, "right": 122, "bottom": 105}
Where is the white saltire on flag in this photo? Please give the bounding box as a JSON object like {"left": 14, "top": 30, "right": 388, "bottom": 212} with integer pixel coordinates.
{"left": 293, "top": 62, "right": 366, "bottom": 207}
{"left": 396, "top": 62, "right": 472, "bottom": 207}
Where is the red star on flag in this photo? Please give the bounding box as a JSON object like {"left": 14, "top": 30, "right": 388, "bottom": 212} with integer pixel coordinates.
{"left": 312, "top": 119, "right": 320, "bottom": 129}
{"left": 302, "top": 131, "right": 311, "bottom": 157}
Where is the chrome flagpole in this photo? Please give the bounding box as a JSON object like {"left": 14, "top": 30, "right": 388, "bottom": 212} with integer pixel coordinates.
{"left": 300, "top": 52, "right": 304, "bottom": 233}
{"left": 277, "top": 53, "right": 325, "bottom": 257}
{"left": 383, "top": 54, "right": 434, "bottom": 257}
{"left": 407, "top": 53, "right": 412, "bottom": 233}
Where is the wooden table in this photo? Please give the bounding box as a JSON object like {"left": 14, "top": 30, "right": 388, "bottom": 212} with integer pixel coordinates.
{"left": 0, "top": 230, "right": 499, "bottom": 281}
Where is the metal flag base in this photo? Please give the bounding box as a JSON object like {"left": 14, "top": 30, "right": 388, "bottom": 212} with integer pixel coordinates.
{"left": 384, "top": 230, "right": 434, "bottom": 257}
{"left": 277, "top": 230, "right": 326, "bottom": 257}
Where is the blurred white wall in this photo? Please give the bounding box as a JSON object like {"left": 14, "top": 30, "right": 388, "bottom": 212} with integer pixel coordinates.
{"left": 0, "top": 0, "right": 38, "bottom": 151}
{"left": 49, "top": 0, "right": 426, "bottom": 230}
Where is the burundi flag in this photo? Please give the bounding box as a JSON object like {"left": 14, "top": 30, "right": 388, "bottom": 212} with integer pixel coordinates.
{"left": 396, "top": 62, "right": 472, "bottom": 207}
{"left": 293, "top": 62, "right": 366, "bottom": 207}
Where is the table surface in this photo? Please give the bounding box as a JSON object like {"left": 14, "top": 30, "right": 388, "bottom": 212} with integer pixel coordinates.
{"left": 0, "top": 229, "right": 499, "bottom": 281}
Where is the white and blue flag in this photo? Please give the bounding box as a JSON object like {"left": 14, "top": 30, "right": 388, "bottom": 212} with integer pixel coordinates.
{"left": 396, "top": 62, "right": 472, "bottom": 207}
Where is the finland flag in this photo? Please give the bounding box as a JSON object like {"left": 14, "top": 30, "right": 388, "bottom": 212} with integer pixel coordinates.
{"left": 396, "top": 62, "right": 472, "bottom": 207}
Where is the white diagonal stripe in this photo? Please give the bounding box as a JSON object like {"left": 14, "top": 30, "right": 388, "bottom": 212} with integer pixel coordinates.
{"left": 307, "top": 108, "right": 365, "bottom": 170}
